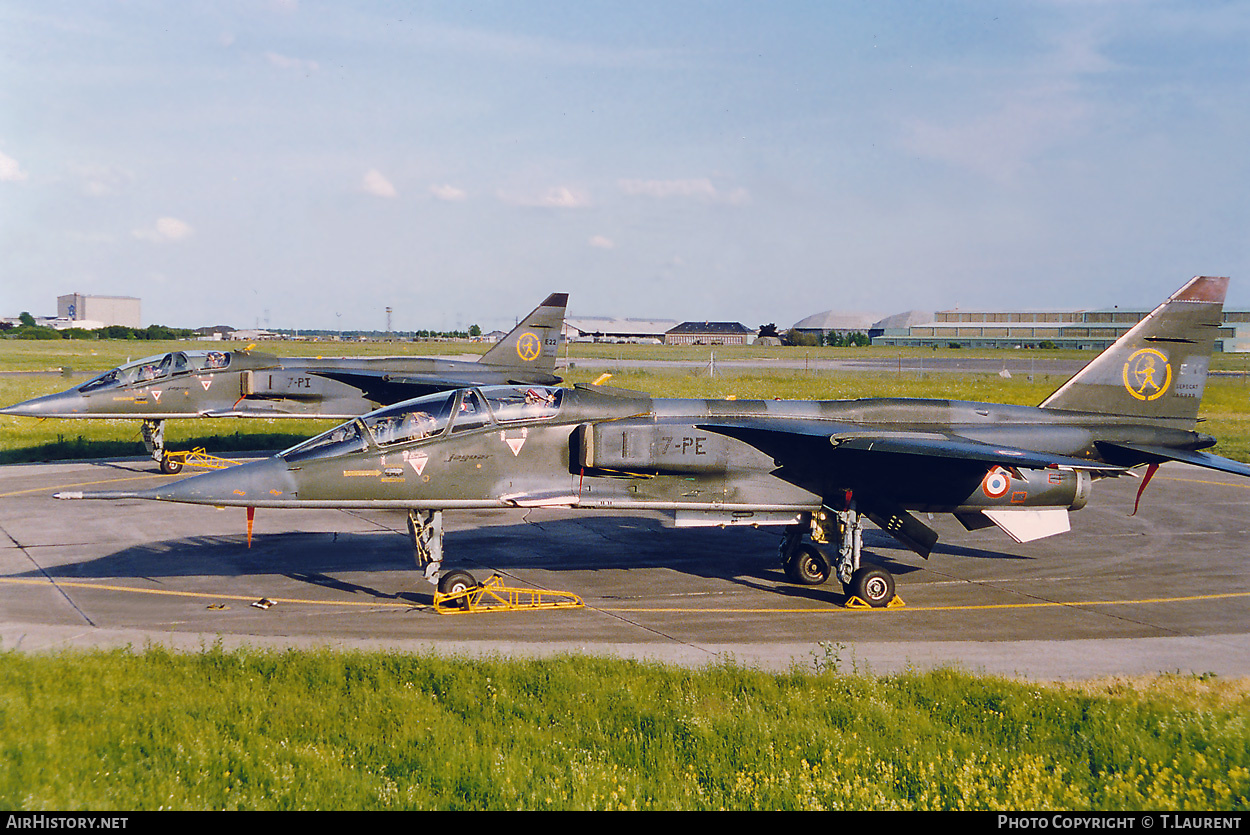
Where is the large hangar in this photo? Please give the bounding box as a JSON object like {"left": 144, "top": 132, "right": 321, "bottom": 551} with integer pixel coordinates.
{"left": 871, "top": 306, "right": 1250, "bottom": 351}
{"left": 56, "top": 294, "right": 142, "bottom": 329}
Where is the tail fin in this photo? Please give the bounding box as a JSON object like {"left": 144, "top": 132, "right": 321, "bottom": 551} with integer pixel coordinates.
{"left": 479, "top": 293, "right": 568, "bottom": 375}
{"left": 1039, "top": 276, "right": 1228, "bottom": 425}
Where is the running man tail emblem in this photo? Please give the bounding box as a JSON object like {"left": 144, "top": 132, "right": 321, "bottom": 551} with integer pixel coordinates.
{"left": 1122, "top": 348, "right": 1171, "bottom": 401}
{"left": 516, "top": 332, "right": 541, "bottom": 362}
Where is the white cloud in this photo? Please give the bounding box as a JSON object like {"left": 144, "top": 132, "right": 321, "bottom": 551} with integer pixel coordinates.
{"left": 899, "top": 88, "right": 1092, "bottom": 183}
{"left": 497, "top": 185, "right": 590, "bottom": 208}
{"left": 589, "top": 235, "right": 615, "bottom": 249}
{"left": 362, "top": 169, "right": 398, "bottom": 198}
{"left": 71, "top": 163, "right": 133, "bottom": 196}
{"left": 0, "top": 150, "right": 28, "bottom": 182}
{"left": 896, "top": 23, "right": 1117, "bottom": 183}
{"left": 619, "top": 178, "right": 716, "bottom": 199}
{"left": 430, "top": 184, "right": 467, "bottom": 202}
{"left": 618, "top": 178, "right": 750, "bottom": 205}
{"left": 266, "top": 51, "right": 318, "bottom": 73}
{"left": 133, "top": 217, "right": 193, "bottom": 242}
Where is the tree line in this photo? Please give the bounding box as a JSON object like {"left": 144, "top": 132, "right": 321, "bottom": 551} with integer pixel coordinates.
{"left": 1, "top": 313, "right": 195, "bottom": 341}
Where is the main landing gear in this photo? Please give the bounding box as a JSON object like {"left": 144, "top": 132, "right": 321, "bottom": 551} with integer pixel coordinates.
{"left": 142, "top": 419, "right": 183, "bottom": 474}
{"left": 779, "top": 503, "right": 899, "bottom": 608}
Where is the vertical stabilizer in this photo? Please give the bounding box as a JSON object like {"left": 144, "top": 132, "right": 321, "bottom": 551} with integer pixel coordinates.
{"left": 479, "top": 293, "right": 568, "bottom": 375}
{"left": 1039, "top": 276, "right": 1228, "bottom": 424}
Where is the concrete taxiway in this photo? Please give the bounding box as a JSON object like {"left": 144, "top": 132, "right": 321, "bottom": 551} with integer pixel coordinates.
{"left": 2, "top": 458, "right": 1248, "bottom": 679}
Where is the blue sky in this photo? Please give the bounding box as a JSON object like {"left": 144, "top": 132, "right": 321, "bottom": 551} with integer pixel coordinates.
{"left": 2, "top": 1, "right": 1247, "bottom": 331}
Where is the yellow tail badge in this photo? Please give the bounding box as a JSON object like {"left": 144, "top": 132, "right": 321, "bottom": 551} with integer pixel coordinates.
{"left": 515, "top": 332, "right": 541, "bottom": 362}
{"left": 1122, "top": 348, "right": 1171, "bottom": 401}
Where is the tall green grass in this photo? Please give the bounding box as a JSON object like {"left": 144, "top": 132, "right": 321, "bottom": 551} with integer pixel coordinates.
{"left": 1, "top": 647, "right": 1246, "bottom": 810}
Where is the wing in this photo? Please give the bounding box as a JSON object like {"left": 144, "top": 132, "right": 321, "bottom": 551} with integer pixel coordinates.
{"left": 306, "top": 370, "right": 488, "bottom": 406}
{"left": 308, "top": 368, "right": 562, "bottom": 407}
{"left": 700, "top": 419, "right": 1123, "bottom": 471}
{"left": 698, "top": 419, "right": 1125, "bottom": 559}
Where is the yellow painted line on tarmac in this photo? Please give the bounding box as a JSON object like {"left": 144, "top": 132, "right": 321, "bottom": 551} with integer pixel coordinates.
{"left": 0, "top": 473, "right": 171, "bottom": 499}
{"left": 1156, "top": 474, "right": 1250, "bottom": 490}
{"left": 0, "top": 577, "right": 416, "bottom": 609}
{"left": 600, "top": 589, "right": 1250, "bottom": 614}
{"left": 3, "top": 576, "right": 1248, "bottom": 615}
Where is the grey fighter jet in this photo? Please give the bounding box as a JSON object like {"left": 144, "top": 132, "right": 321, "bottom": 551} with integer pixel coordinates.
{"left": 4, "top": 294, "right": 567, "bottom": 472}
{"left": 60, "top": 277, "right": 1250, "bottom": 607}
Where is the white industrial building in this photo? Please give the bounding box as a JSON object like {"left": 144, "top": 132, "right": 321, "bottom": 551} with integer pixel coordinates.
{"left": 57, "top": 294, "right": 141, "bottom": 328}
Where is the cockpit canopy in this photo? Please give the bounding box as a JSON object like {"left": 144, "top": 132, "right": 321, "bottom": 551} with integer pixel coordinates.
{"left": 78, "top": 351, "right": 232, "bottom": 393}
{"left": 280, "top": 385, "right": 564, "bottom": 462}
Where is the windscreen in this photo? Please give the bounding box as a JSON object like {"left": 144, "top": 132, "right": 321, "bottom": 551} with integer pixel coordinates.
{"left": 363, "top": 391, "right": 457, "bottom": 446}
{"left": 280, "top": 419, "right": 370, "bottom": 462}
{"left": 480, "top": 386, "right": 563, "bottom": 422}
{"left": 78, "top": 350, "right": 228, "bottom": 393}
{"left": 78, "top": 355, "right": 163, "bottom": 392}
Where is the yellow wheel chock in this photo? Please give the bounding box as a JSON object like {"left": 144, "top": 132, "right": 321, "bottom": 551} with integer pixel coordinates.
{"left": 434, "top": 575, "right": 584, "bottom": 615}
{"left": 844, "top": 594, "right": 906, "bottom": 610}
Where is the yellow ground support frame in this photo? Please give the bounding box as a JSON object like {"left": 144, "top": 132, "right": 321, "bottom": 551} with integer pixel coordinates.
{"left": 165, "top": 448, "right": 242, "bottom": 471}
{"left": 433, "top": 575, "right": 585, "bottom": 615}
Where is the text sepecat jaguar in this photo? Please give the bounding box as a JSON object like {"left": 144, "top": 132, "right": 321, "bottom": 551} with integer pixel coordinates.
{"left": 59, "top": 277, "right": 1250, "bottom": 607}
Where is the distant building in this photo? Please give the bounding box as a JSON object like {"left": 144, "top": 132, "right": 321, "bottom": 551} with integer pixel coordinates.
{"left": 194, "top": 325, "right": 236, "bottom": 340}
{"left": 230, "top": 328, "right": 280, "bottom": 341}
{"left": 872, "top": 307, "right": 1250, "bottom": 351}
{"left": 790, "top": 310, "right": 883, "bottom": 340}
{"left": 57, "top": 294, "right": 141, "bottom": 328}
{"left": 565, "top": 317, "right": 679, "bottom": 343}
{"left": 664, "top": 322, "right": 754, "bottom": 346}
{"left": 0, "top": 315, "right": 104, "bottom": 331}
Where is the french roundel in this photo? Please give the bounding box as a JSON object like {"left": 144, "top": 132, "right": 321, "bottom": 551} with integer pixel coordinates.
{"left": 982, "top": 468, "right": 1011, "bottom": 499}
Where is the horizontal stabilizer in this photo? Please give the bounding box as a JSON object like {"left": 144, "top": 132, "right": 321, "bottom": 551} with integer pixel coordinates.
{"left": 1095, "top": 441, "right": 1250, "bottom": 478}
{"left": 982, "top": 508, "right": 1071, "bottom": 543}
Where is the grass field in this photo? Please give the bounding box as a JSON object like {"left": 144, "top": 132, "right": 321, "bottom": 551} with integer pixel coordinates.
{"left": 1, "top": 647, "right": 1247, "bottom": 811}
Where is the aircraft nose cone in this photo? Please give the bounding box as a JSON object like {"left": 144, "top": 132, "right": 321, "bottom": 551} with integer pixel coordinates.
{"left": 0, "top": 390, "right": 86, "bottom": 417}
{"left": 147, "top": 457, "right": 298, "bottom": 506}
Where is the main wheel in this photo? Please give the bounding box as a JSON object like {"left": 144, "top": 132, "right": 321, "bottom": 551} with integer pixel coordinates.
{"left": 159, "top": 455, "right": 183, "bottom": 475}
{"left": 437, "top": 570, "right": 477, "bottom": 596}
{"left": 848, "top": 566, "right": 895, "bottom": 608}
{"left": 784, "top": 544, "right": 831, "bottom": 585}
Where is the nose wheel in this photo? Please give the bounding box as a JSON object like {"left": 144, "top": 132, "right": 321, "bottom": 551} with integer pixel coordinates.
{"left": 437, "top": 569, "right": 477, "bottom": 596}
